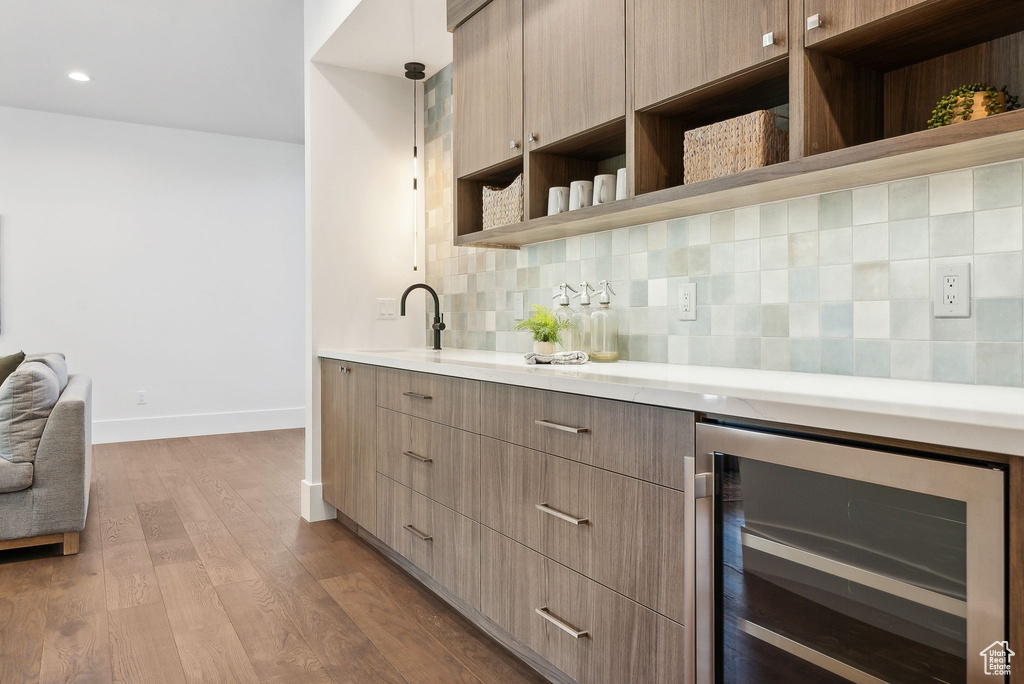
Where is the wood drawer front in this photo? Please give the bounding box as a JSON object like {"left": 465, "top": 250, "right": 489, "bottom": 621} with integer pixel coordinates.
{"left": 376, "top": 368, "right": 480, "bottom": 431}
{"left": 376, "top": 408, "right": 481, "bottom": 520}
{"left": 481, "top": 382, "right": 694, "bottom": 489}
{"left": 376, "top": 474, "right": 481, "bottom": 608}
{"left": 480, "top": 383, "right": 591, "bottom": 461}
{"left": 480, "top": 528, "right": 665, "bottom": 684}
{"left": 480, "top": 437, "right": 686, "bottom": 623}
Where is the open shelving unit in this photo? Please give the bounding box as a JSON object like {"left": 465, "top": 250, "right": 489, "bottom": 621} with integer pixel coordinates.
{"left": 453, "top": 0, "right": 1024, "bottom": 249}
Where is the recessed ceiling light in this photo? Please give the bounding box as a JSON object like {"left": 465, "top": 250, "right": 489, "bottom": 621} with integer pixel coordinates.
{"left": 68, "top": 72, "right": 90, "bottom": 82}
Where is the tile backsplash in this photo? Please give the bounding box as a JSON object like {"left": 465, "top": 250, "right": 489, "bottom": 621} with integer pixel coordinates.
{"left": 422, "top": 65, "right": 1024, "bottom": 387}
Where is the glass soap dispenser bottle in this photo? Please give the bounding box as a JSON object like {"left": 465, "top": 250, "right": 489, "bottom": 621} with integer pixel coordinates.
{"left": 569, "top": 282, "right": 595, "bottom": 354}
{"left": 552, "top": 283, "right": 577, "bottom": 352}
{"left": 590, "top": 280, "right": 619, "bottom": 362}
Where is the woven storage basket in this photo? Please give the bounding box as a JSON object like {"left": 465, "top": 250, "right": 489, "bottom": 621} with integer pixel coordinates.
{"left": 683, "top": 110, "right": 788, "bottom": 184}
{"left": 482, "top": 173, "right": 524, "bottom": 230}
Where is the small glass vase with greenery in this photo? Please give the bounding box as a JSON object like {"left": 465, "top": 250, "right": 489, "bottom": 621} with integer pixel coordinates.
{"left": 514, "top": 304, "right": 571, "bottom": 355}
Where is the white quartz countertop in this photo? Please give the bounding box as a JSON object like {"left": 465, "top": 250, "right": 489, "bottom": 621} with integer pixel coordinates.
{"left": 317, "top": 347, "right": 1024, "bottom": 458}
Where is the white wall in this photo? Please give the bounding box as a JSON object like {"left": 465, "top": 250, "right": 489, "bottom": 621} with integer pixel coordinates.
{"left": 302, "top": 5, "right": 427, "bottom": 519}
{"left": 0, "top": 105, "right": 305, "bottom": 443}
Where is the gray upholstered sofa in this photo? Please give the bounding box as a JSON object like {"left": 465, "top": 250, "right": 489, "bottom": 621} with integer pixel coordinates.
{"left": 0, "top": 354, "right": 92, "bottom": 555}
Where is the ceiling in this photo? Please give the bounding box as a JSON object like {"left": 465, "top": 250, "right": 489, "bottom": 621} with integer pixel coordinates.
{"left": 0, "top": 0, "right": 304, "bottom": 143}
{"left": 314, "top": 0, "right": 452, "bottom": 80}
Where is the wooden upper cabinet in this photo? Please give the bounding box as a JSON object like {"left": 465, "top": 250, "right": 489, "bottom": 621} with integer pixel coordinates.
{"left": 803, "top": 0, "right": 929, "bottom": 47}
{"left": 523, "top": 0, "right": 626, "bottom": 147}
{"left": 633, "top": 0, "right": 788, "bottom": 110}
{"left": 453, "top": 0, "right": 523, "bottom": 177}
{"left": 321, "top": 360, "right": 377, "bottom": 534}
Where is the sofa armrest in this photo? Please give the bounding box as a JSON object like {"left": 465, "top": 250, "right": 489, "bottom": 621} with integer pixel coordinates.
{"left": 30, "top": 375, "right": 92, "bottom": 535}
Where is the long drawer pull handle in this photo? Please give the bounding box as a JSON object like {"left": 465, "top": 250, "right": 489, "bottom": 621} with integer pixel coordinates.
{"left": 403, "top": 450, "right": 433, "bottom": 464}
{"left": 535, "top": 607, "right": 589, "bottom": 639}
{"left": 403, "top": 391, "right": 433, "bottom": 400}
{"left": 534, "top": 419, "right": 588, "bottom": 434}
{"left": 536, "top": 502, "right": 589, "bottom": 525}
{"left": 403, "top": 524, "right": 433, "bottom": 541}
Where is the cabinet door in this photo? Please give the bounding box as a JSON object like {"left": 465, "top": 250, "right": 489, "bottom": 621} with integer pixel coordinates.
{"left": 804, "top": 0, "right": 929, "bottom": 47}
{"left": 634, "top": 0, "right": 788, "bottom": 110}
{"left": 453, "top": 0, "right": 523, "bottom": 177}
{"left": 523, "top": 0, "right": 625, "bottom": 147}
{"left": 321, "top": 360, "right": 376, "bottom": 533}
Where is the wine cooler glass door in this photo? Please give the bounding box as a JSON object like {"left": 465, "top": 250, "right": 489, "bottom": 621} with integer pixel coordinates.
{"left": 694, "top": 424, "right": 1005, "bottom": 684}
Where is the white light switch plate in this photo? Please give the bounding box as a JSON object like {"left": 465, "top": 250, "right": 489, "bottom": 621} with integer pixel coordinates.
{"left": 934, "top": 263, "right": 970, "bottom": 318}
{"left": 376, "top": 298, "right": 397, "bottom": 320}
{"left": 678, "top": 283, "right": 697, "bottom": 321}
{"left": 513, "top": 292, "right": 525, "bottom": 320}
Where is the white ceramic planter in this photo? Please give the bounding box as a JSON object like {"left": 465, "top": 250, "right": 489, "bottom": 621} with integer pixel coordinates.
{"left": 533, "top": 341, "right": 556, "bottom": 355}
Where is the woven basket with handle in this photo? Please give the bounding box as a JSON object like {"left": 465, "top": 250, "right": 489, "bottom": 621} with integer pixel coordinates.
{"left": 683, "top": 110, "right": 788, "bottom": 184}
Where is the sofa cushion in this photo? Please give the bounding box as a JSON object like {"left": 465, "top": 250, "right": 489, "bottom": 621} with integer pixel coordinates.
{"left": 0, "top": 457, "right": 32, "bottom": 493}
{"left": 25, "top": 353, "right": 68, "bottom": 392}
{"left": 0, "top": 351, "right": 25, "bottom": 388}
{"left": 0, "top": 362, "right": 60, "bottom": 464}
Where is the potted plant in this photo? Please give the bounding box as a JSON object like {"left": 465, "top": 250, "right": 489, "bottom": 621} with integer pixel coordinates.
{"left": 928, "top": 83, "right": 1020, "bottom": 128}
{"left": 514, "top": 304, "right": 571, "bottom": 355}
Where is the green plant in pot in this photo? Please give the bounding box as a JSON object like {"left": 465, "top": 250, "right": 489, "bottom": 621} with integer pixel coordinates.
{"left": 514, "top": 304, "right": 571, "bottom": 355}
{"left": 927, "top": 83, "right": 1020, "bottom": 128}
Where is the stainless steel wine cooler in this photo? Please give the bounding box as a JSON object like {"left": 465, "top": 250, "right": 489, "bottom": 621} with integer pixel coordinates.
{"left": 690, "top": 423, "right": 1007, "bottom": 684}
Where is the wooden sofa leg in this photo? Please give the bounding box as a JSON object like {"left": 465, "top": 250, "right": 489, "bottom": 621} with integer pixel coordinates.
{"left": 62, "top": 532, "right": 79, "bottom": 555}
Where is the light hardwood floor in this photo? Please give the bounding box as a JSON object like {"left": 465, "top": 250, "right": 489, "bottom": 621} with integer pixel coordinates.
{"left": 0, "top": 429, "right": 543, "bottom": 684}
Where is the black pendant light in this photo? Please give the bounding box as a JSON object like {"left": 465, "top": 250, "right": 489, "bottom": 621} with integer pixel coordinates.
{"left": 406, "top": 62, "right": 425, "bottom": 271}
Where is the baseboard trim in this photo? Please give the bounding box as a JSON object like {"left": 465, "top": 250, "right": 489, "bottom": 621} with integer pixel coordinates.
{"left": 301, "top": 479, "right": 337, "bottom": 522}
{"left": 92, "top": 407, "right": 304, "bottom": 444}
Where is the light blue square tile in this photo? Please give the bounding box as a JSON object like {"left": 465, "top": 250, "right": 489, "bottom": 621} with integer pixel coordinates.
{"left": 929, "top": 213, "right": 973, "bottom": 257}
{"left": 735, "top": 338, "right": 761, "bottom": 369}
{"left": 852, "top": 262, "right": 889, "bottom": 301}
{"left": 789, "top": 267, "right": 819, "bottom": 302}
{"left": 761, "top": 304, "right": 789, "bottom": 337}
{"left": 821, "top": 339, "right": 854, "bottom": 375}
{"left": 710, "top": 274, "right": 735, "bottom": 304}
{"left": 889, "top": 177, "right": 929, "bottom": 220}
{"left": 710, "top": 337, "right": 737, "bottom": 367}
{"left": 711, "top": 211, "right": 736, "bottom": 243}
{"left": 629, "top": 281, "right": 649, "bottom": 307}
{"left": 760, "top": 202, "right": 788, "bottom": 236}
{"left": 688, "top": 245, "right": 711, "bottom": 275}
{"left": 976, "top": 342, "right": 1024, "bottom": 386}
{"left": 976, "top": 298, "right": 1024, "bottom": 341}
{"left": 595, "top": 231, "right": 613, "bottom": 257}
{"left": 790, "top": 339, "right": 821, "bottom": 373}
{"left": 688, "top": 336, "right": 711, "bottom": 365}
{"left": 821, "top": 302, "right": 853, "bottom": 337}
{"left": 761, "top": 338, "right": 790, "bottom": 371}
{"left": 855, "top": 340, "right": 891, "bottom": 378}
{"left": 735, "top": 305, "right": 761, "bottom": 337}
{"left": 647, "top": 336, "right": 668, "bottom": 363}
{"left": 668, "top": 218, "right": 688, "bottom": 247}
{"left": 629, "top": 225, "right": 648, "bottom": 253}
{"left": 820, "top": 190, "right": 853, "bottom": 230}
{"left": 667, "top": 248, "right": 688, "bottom": 277}
{"left": 891, "top": 340, "right": 930, "bottom": 381}
{"left": 890, "top": 300, "right": 930, "bottom": 340}
{"left": 648, "top": 250, "right": 668, "bottom": 279}
{"left": 974, "top": 161, "right": 1023, "bottom": 210}
{"left": 931, "top": 342, "right": 975, "bottom": 383}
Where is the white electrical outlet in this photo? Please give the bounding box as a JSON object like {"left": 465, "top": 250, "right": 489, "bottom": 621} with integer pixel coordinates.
{"left": 376, "top": 298, "right": 397, "bottom": 320}
{"left": 934, "top": 263, "right": 971, "bottom": 318}
{"left": 136, "top": 391, "right": 147, "bottom": 405}
{"left": 678, "top": 283, "right": 697, "bottom": 321}
{"left": 513, "top": 292, "right": 525, "bottom": 320}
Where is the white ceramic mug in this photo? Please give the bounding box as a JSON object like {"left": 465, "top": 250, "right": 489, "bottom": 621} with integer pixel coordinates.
{"left": 615, "top": 168, "right": 628, "bottom": 201}
{"left": 547, "top": 186, "right": 569, "bottom": 215}
{"left": 569, "top": 180, "right": 593, "bottom": 211}
{"left": 594, "top": 174, "right": 617, "bottom": 205}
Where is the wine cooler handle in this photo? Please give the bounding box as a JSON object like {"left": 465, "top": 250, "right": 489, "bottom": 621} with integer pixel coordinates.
{"left": 686, "top": 453, "right": 715, "bottom": 684}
